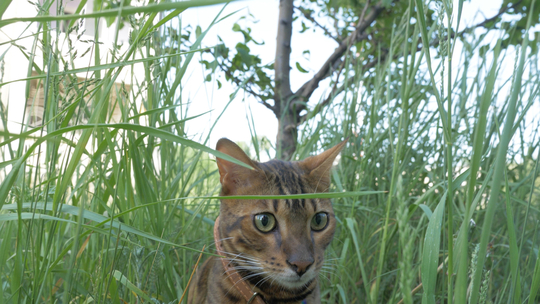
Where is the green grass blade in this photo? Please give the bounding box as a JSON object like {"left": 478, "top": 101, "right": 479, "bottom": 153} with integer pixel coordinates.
{"left": 469, "top": 1, "right": 536, "bottom": 302}
{"left": 503, "top": 168, "right": 522, "bottom": 303}
{"left": 0, "top": 122, "right": 255, "bottom": 210}
{"left": 529, "top": 250, "right": 540, "bottom": 304}
{"left": 112, "top": 270, "right": 153, "bottom": 302}
{"left": 0, "top": 50, "right": 209, "bottom": 88}
{"left": 345, "top": 218, "right": 371, "bottom": 302}
{"left": 0, "top": 0, "right": 235, "bottom": 28}
{"left": 0, "top": 0, "right": 12, "bottom": 19}
{"left": 421, "top": 192, "right": 447, "bottom": 304}
{"left": 454, "top": 41, "right": 502, "bottom": 303}
{"left": 0, "top": 206, "right": 202, "bottom": 252}
{"left": 413, "top": 0, "right": 448, "bottom": 138}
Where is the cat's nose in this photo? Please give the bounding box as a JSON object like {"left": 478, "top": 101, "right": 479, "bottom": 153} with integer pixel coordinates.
{"left": 287, "top": 258, "right": 314, "bottom": 277}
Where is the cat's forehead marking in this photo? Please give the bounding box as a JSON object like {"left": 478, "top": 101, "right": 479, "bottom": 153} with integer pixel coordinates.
{"left": 258, "top": 160, "right": 322, "bottom": 214}
{"left": 260, "top": 160, "right": 305, "bottom": 192}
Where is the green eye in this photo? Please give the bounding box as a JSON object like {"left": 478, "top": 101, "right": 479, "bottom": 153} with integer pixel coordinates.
{"left": 311, "top": 212, "right": 328, "bottom": 231}
{"left": 254, "top": 213, "right": 276, "bottom": 232}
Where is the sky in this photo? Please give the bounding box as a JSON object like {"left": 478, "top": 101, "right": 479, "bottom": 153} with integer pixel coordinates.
{"left": 177, "top": 0, "right": 512, "bottom": 157}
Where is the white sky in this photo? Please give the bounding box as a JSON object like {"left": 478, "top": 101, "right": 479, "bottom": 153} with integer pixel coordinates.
{"left": 178, "top": 0, "right": 511, "bottom": 156}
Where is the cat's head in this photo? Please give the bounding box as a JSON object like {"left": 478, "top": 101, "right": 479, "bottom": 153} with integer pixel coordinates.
{"left": 215, "top": 138, "right": 346, "bottom": 298}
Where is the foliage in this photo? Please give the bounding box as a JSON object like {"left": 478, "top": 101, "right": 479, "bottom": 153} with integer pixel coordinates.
{"left": 201, "top": 0, "right": 540, "bottom": 160}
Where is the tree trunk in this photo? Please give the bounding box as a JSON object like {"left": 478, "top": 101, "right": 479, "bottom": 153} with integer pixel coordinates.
{"left": 274, "top": 0, "right": 295, "bottom": 160}
{"left": 276, "top": 107, "right": 298, "bottom": 160}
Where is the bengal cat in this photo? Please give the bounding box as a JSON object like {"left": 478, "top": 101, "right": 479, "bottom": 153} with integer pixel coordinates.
{"left": 188, "top": 138, "right": 346, "bottom": 304}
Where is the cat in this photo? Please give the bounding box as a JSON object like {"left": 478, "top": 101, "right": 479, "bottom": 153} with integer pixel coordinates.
{"left": 188, "top": 138, "right": 346, "bottom": 304}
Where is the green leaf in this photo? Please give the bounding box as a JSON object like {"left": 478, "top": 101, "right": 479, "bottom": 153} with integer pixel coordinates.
{"left": 296, "top": 61, "right": 309, "bottom": 73}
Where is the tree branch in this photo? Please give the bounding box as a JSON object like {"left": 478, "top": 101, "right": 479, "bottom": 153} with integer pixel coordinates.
{"left": 294, "top": 0, "right": 387, "bottom": 112}
{"left": 298, "top": 49, "right": 386, "bottom": 123}
{"left": 297, "top": 0, "right": 523, "bottom": 122}
{"left": 295, "top": 6, "right": 340, "bottom": 43}
{"left": 473, "top": 0, "right": 523, "bottom": 29}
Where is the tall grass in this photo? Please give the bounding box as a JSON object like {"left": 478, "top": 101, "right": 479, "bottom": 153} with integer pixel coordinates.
{"left": 1, "top": 0, "right": 540, "bottom": 303}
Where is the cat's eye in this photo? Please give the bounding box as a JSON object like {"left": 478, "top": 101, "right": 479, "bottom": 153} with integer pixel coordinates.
{"left": 254, "top": 213, "right": 276, "bottom": 232}
{"left": 311, "top": 212, "right": 329, "bottom": 231}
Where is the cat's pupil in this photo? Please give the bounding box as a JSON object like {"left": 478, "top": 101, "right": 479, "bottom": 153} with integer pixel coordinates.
{"left": 261, "top": 215, "right": 269, "bottom": 226}
{"left": 315, "top": 214, "right": 321, "bottom": 225}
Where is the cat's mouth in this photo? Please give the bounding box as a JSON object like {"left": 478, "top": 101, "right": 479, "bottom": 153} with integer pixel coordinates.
{"left": 274, "top": 269, "right": 316, "bottom": 288}
{"left": 236, "top": 265, "right": 314, "bottom": 291}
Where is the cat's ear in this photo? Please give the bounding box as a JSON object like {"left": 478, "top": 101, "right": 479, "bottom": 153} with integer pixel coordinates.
{"left": 216, "top": 138, "right": 258, "bottom": 195}
{"left": 300, "top": 139, "right": 348, "bottom": 191}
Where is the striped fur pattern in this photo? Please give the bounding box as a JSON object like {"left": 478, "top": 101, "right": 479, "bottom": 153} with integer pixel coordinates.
{"left": 188, "top": 139, "right": 346, "bottom": 304}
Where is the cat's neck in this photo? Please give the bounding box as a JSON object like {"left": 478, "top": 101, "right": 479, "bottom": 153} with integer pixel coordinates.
{"left": 214, "top": 216, "right": 266, "bottom": 304}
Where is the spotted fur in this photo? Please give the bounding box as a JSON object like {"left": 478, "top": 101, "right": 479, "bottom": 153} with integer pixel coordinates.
{"left": 188, "top": 139, "right": 346, "bottom": 304}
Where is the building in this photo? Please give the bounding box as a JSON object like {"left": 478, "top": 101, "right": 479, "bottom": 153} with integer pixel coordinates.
{"left": 0, "top": 0, "right": 145, "bottom": 132}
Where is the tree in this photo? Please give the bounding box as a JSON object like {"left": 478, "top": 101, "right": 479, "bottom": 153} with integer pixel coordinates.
{"left": 202, "top": 0, "right": 540, "bottom": 160}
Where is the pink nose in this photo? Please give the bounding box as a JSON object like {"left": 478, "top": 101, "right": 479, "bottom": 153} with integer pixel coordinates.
{"left": 287, "top": 258, "right": 314, "bottom": 277}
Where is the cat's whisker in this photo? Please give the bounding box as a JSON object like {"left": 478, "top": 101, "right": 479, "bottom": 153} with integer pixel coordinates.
{"left": 260, "top": 272, "right": 276, "bottom": 287}
{"left": 319, "top": 269, "right": 335, "bottom": 275}
{"left": 241, "top": 271, "right": 267, "bottom": 282}
{"left": 255, "top": 276, "right": 270, "bottom": 287}
{"left": 221, "top": 256, "right": 259, "bottom": 266}
{"left": 222, "top": 264, "right": 257, "bottom": 277}
{"left": 222, "top": 255, "right": 261, "bottom": 264}
{"left": 214, "top": 237, "right": 235, "bottom": 243}
{"left": 303, "top": 279, "right": 311, "bottom": 290}
{"left": 222, "top": 265, "right": 265, "bottom": 282}
{"left": 322, "top": 260, "right": 340, "bottom": 266}
{"left": 322, "top": 260, "right": 338, "bottom": 268}
{"left": 218, "top": 250, "right": 261, "bottom": 263}
{"left": 318, "top": 272, "right": 332, "bottom": 284}
{"left": 223, "top": 268, "right": 252, "bottom": 283}
{"left": 208, "top": 237, "right": 235, "bottom": 248}
{"left": 221, "top": 256, "right": 258, "bottom": 271}
{"left": 255, "top": 272, "right": 276, "bottom": 288}
{"left": 226, "top": 271, "right": 269, "bottom": 294}
{"left": 320, "top": 269, "right": 335, "bottom": 274}
{"left": 233, "top": 266, "right": 264, "bottom": 271}
{"left": 322, "top": 262, "right": 339, "bottom": 267}
{"left": 217, "top": 253, "right": 262, "bottom": 269}
{"left": 321, "top": 265, "right": 335, "bottom": 270}
{"left": 223, "top": 269, "right": 242, "bottom": 281}
{"left": 223, "top": 269, "right": 267, "bottom": 298}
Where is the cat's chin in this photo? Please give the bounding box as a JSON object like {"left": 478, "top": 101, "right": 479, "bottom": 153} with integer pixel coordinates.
{"left": 274, "top": 270, "right": 316, "bottom": 289}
